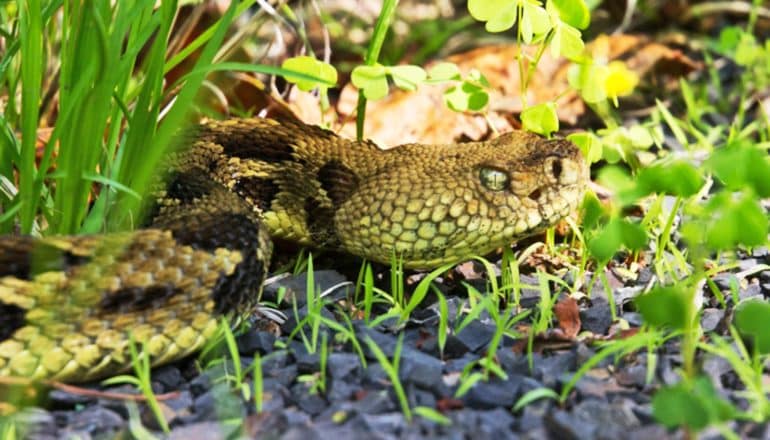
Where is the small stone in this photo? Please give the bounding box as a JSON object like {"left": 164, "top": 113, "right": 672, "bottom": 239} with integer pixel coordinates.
{"left": 462, "top": 375, "right": 525, "bottom": 409}
{"left": 328, "top": 352, "right": 362, "bottom": 380}
{"left": 476, "top": 408, "right": 517, "bottom": 437}
{"left": 290, "top": 386, "right": 327, "bottom": 416}
{"left": 739, "top": 282, "right": 762, "bottom": 301}
{"left": 261, "top": 349, "right": 290, "bottom": 372}
{"left": 65, "top": 406, "right": 125, "bottom": 437}
{"left": 737, "top": 258, "right": 759, "bottom": 272}
{"left": 280, "top": 305, "right": 336, "bottom": 334}
{"left": 152, "top": 365, "right": 184, "bottom": 392}
{"left": 534, "top": 351, "right": 576, "bottom": 388}
{"left": 189, "top": 372, "right": 212, "bottom": 396}
{"left": 580, "top": 298, "right": 613, "bottom": 334}
{"left": 615, "top": 362, "right": 649, "bottom": 388}
{"left": 168, "top": 421, "right": 240, "bottom": 440}
{"left": 544, "top": 409, "right": 596, "bottom": 439}
{"left": 700, "top": 308, "right": 725, "bottom": 332}
{"left": 13, "top": 407, "right": 57, "bottom": 440}
{"left": 712, "top": 273, "right": 737, "bottom": 291}
{"left": 407, "top": 384, "right": 436, "bottom": 409}
{"left": 573, "top": 370, "right": 626, "bottom": 401}
{"left": 192, "top": 383, "right": 245, "bottom": 422}
{"left": 236, "top": 329, "right": 277, "bottom": 355}
{"left": 263, "top": 270, "right": 351, "bottom": 305}
{"left": 572, "top": 398, "right": 641, "bottom": 438}
{"left": 355, "top": 324, "right": 398, "bottom": 357}
{"left": 455, "top": 320, "right": 496, "bottom": 352}
{"left": 615, "top": 286, "right": 643, "bottom": 307}
{"left": 162, "top": 390, "right": 194, "bottom": 423}
{"left": 362, "top": 363, "right": 389, "bottom": 385}
{"left": 262, "top": 362, "right": 295, "bottom": 387}
{"left": 352, "top": 389, "right": 397, "bottom": 414}
{"left": 626, "top": 424, "right": 672, "bottom": 440}
{"left": 702, "top": 354, "right": 732, "bottom": 388}
{"left": 575, "top": 343, "right": 599, "bottom": 366}
{"left": 48, "top": 388, "right": 97, "bottom": 408}
{"left": 398, "top": 348, "right": 443, "bottom": 390}
{"left": 291, "top": 341, "right": 321, "bottom": 373}
{"left": 621, "top": 312, "right": 644, "bottom": 327}
{"left": 328, "top": 377, "right": 360, "bottom": 402}
{"left": 359, "top": 412, "right": 407, "bottom": 436}
{"left": 518, "top": 275, "right": 543, "bottom": 308}
{"left": 516, "top": 400, "right": 550, "bottom": 431}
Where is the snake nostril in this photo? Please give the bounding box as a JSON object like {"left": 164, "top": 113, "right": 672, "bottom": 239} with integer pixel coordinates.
{"left": 551, "top": 159, "right": 563, "bottom": 179}
{"left": 527, "top": 188, "right": 542, "bottom": 200}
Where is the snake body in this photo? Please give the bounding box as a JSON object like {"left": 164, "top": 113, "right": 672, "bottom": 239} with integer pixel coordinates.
{"left": 0, "top": 118, "right": 587, "bottom": 383}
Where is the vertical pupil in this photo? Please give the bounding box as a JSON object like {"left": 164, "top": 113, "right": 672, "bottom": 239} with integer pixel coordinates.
{"left": 481, "top": 168, "right": 507, "bottom": 191}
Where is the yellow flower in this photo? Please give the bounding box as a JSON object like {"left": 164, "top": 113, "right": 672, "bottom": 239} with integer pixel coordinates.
{"left": 604, "top": 61, "right": 639, "bottom": 106}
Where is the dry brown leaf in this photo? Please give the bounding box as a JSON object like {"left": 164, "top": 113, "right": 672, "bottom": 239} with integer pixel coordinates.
{"left": 553, "top": 296, "right": 581, "bottom": 340}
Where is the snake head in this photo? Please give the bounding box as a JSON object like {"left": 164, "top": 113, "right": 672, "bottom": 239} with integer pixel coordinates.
{"left": 336, "top": 130, "right": 588, "bottom": 269}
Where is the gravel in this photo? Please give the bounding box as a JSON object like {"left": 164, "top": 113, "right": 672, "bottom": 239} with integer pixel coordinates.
{"left": 8, "top": 250, "right": 770, "bottom": 439}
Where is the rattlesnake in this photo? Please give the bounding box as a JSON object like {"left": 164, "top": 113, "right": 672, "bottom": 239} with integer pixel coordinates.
{"left": 0, "top": 118, "right": 587, "bottom": 382}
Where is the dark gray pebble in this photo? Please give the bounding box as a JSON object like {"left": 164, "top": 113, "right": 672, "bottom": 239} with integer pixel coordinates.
{"left": 63, "top": 406, "right": 125, "bottom": 438}
{"left": 263, "top": 270, "right": 351, "bottom": 305}
{"left": 615, "top": 361, "right": 650, "bottom": 389}
{"left": 462, "top": 375, "right": 525, "bottom": 409}
{"left": 289, "top": 384, "right": 328, "bottom": 416}
{"left": 151, "top": 365, "right": 184, "bottom": 392}
{"left": 455, "top": 320, "right": 496, "bottom": 352}
{"left": 327, "top": 352, "right": 362, "bottom": 380}
{"left": 192, "top": 383, "right": 245, "bottom": 422}
{"left": 352, "top": 389, "right": 398, "bottom": 414}
{"left": 167, "top": 421, "right": 240, "bottom": 440}
{"left": 544, "top": 408, "right": 596, "bottom": 440}
{"left": 700, "top": 307, "right": 725, "bottom": 332}
{"left": 580, "top": 297, "right": 613, "bottom": 334}
{"left": 48, "top": 388, "right": 97, "bottom": 408}
{"left": 12, "top": 407, "right": 58, "bottom": 440}
{"left": 236, "top": 329, "right": 277, "bottom": 355}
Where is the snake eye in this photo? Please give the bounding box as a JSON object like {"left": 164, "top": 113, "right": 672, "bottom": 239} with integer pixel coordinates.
{"left": 479, "top": 167, "right": 509, "bottom": 191}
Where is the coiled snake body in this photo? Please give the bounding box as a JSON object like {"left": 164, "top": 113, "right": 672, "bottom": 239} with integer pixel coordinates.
{"left": 0, "top": 118, "right": 587, "bottom": 383}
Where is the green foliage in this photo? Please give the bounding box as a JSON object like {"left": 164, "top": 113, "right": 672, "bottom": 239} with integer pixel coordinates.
{"left": 713, "top": 26, "right": 770, "bottom": 88}
{"left": 432, "top": 65, "right": 491, "bottom": 113}
{"left": 282, "top": 56, "right": 338, "bottom": 92}
{"left": 636, "top": 161, "right": 704, "bottom": 198}
{"left": 707, "top": 140, "right": 770, "bottom": 197}
{"left": 567, "top": 131, "right": 602, "bottom": 164}
{"left": 520, "top": 102, "right": 559, "bottom": 136}
{"left": 468, "top": 0, "right": 549, "bottom": 39}
{"left": 734, "top": 299, "right": 770, "bottom": 355}
{"left": 351, "top": 64, "right": 427, "bottom": 100}
{"left": 587, "top": 217, "right": 647, "bottom": 262}
{"left": 549, "top": 0, "right": 590, "bottom": 29}
{"left": 634, "top": 286, "right": 690, "bottom": 330}
{"left": 682, "top": 191, "right": 768, "bottom": 251}
{"left": 652, "top": 376, "right": 738, "bottom": 431}
{"left": 414, "top": 406, "right": 452, "bottom": 425}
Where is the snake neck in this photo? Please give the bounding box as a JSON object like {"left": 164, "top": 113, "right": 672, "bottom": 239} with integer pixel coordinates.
{"left": 179, "top": 118, "right": 383, "bottom": 250}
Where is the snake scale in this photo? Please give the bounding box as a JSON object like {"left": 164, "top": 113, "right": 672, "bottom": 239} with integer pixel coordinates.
{"left": 0, "top": 118, "right": 587, "bottom": 383}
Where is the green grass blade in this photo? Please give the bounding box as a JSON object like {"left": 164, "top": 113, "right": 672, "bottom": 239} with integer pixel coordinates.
{"left": 18, "top": 0, "right": 44, "bottom": 234}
